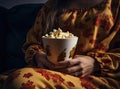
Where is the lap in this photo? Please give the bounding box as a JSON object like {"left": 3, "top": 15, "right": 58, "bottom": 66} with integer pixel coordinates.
{"left": 3, "top": 68, "right": 120, "bottom": 89}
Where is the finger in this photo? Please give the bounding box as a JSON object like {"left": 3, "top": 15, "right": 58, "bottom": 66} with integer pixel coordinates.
{"left": 74, "top": 55, "right": 84, "bottom": 58}
{"left": 57, "top": 65, "right": 82, "bottom": 74}
{"left": 81, "top": 71, "right": 91, "bottom": 77}
{"left": 68, "top": 58, "right": 81, "bottom": 67}
{"left": 74, "top": 55, "right": 81, "bottom": 58}
{"left": 40, "top": 58, "right": 55, "bottom": 69}
{"left": 71, "top": 71, "right": 82, "bottom": 77}
{"left": 58, "top": 58, "right": 80, "bottom": 67}
{"left": 57, "top": 60, "right": 70, "bottom": 66}
{"left": 81, "top": 67, "right": 93, "bottom": 77}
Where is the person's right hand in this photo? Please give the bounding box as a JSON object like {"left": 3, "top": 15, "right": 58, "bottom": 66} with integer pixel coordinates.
{"left": 34, "top": 52, "right": 57, "bottom": 70}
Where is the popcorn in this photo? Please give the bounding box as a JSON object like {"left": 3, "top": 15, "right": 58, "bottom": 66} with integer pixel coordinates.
{"left": 42, "top": 28, "right": 76, "bottom": 39}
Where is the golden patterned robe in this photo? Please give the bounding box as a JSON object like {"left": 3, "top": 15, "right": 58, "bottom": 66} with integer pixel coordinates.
{"left": 6, "top": 0, "right": 119, "bottom": 89}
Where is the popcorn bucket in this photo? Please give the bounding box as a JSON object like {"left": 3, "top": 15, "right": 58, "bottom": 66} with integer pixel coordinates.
{"left": 42, "top": 37, "right": 78, "bottom": 64}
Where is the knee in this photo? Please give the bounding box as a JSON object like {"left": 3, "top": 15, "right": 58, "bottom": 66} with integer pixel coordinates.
{"left": 3, "top": 68, "right": 38, "bottom": 89}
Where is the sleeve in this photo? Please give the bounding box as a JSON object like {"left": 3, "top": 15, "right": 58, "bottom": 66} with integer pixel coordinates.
{"left": 87, "top": 4, "right": 120, "bottom": 79}
{"left": 22, "top": 0, "right": 54, "bottom": 66}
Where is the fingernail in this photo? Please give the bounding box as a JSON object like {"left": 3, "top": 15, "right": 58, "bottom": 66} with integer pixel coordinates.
{"left": 81, "top": 75, "right": 85, "bottom": 78}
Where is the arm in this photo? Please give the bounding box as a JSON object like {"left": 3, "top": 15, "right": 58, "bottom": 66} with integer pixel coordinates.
{"left": 87, "top": 31, "right": 120, "bottom": 79}
{"left": 22, "top": 0, "right": 54, "bottom": 66}
{"left": 87, "top": 8, "right": 120, "bottom": 79}
{"left": 56, "top": 3, "right": 120, "bottom": 78}
{"left": 86, "top": 0, "right": 120, "bottom": 79}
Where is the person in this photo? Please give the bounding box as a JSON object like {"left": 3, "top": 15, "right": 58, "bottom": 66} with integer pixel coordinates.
{"left": 4, "top": 0, "right": 120, "bottom": 89}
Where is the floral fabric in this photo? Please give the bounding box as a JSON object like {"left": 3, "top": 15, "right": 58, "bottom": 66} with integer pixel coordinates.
{"left": 5, "top": 0, "right": 120, "bottom": 89}
{"left": 4, "top": 68, "right": 120, "bottom": 89}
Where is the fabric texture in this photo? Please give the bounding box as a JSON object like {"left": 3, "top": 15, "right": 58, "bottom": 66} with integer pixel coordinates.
{"left": 4, "top": 68, "right": 120, "bottom": 89}
{"left": 5, "top": 0, "right": 120, "bottom": 89}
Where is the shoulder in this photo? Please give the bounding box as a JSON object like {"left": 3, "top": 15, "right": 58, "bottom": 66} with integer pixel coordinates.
{"left": 40, "top": 0, "right": 56, "bottom": 13}
{"left": 44, "top": 0, "right": 56, "bottom": 9}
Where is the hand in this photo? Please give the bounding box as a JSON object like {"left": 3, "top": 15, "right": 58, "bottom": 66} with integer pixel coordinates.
{"left": 35, "top": 52, "right": 57, "bottom": 70}
{"left": 56, "top": 55, "right": 95, "bottom": 77}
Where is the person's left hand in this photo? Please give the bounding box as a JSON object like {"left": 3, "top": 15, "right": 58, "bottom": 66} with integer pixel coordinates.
{"left": 56, "top": 55, "right": 95, "bottom": 77}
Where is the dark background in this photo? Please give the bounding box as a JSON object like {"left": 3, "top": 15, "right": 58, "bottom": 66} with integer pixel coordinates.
{"left": 0, "top": 0, "right": 47, "bottom": 8}
{"left": 0, "top": 0, "right": 47, "bottom": 72}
